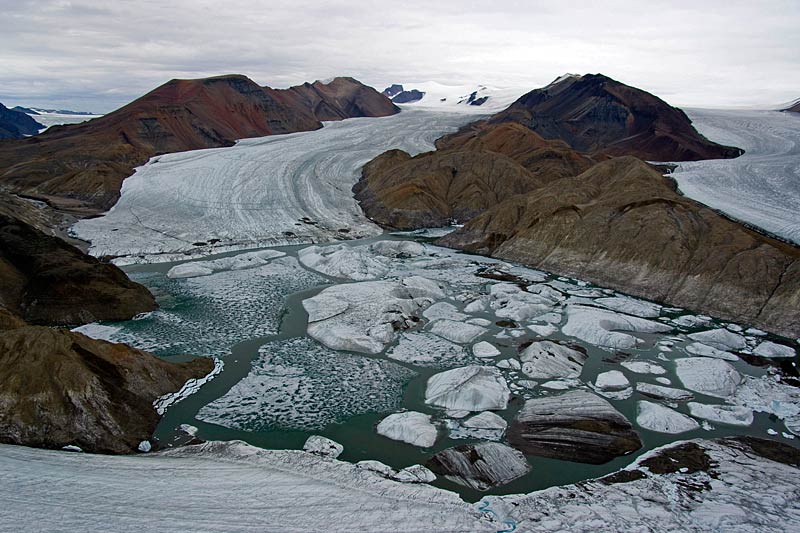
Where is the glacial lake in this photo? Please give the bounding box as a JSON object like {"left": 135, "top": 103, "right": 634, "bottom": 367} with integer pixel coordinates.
{"left": 76, "top": 231, "right": 800, "bottom": 502}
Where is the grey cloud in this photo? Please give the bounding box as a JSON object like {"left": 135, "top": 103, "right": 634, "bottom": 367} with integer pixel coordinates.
{"left": 0, "top": 0, "right": 797, "bottom": 112}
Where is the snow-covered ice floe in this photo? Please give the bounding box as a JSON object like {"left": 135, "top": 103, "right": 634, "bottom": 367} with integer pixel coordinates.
{"left": 670, "top": 108, "right": 800, "bottom": 245}
{"left": 562, "top": 305, "right": 671, "bottom": 350}
{"left": 377, "top": 411, "right": 438, "bottom": 448}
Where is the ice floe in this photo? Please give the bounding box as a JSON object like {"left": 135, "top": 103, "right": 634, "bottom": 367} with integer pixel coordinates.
{"left": 687, "top": 403, "right": 754, "bottom": 427}
{"left": 595, "top": 297, "right": 661, "bottom": 318}
{"left": 386, "top": 332, "right": 471, "bottom": 367}
{"left": 472, "top": 341, "right": 501, "bottom": 358}
{"left": 752, "top": 340, "right": 796, "bottom": 358}
{"left": 167, "top": 250, "right": 286, "bottom": 279}
{"left": 377, "top": 411, "right": 438, "bottom": 448}
{"left": 636, "top": 401, "right": 699, "bottom": 434}
{"left": 562, "top": 305, "right": 671, "bottom": 349}
{"left": 685, "top": 342, "right": 738, "bottom": 361}
{"left": 427, "top": 319, "right": 488, "bottom": 344}
{"left": 620, "top": 361, "right": 667, "bottom": 375}
{"left": 425, "top": 366, "right": 510, "bottom": 411}
{"left": 303, "top": 436, "right": 344, "bottom": 458}
{"left": 636, "top": 383, "right": 694, "bottom": 402}
{"left": 675, "top": 358, "right": 741, "bottom": 399}
{"left": 519, "top": 341, "right": 587, "bottom": 379}
{"left": 594, "top": 370, "right": 630, "bottom": 391}
{"left": 688, "top": 328, "right": 747, "bottom": 352}
{"left": 427, "top": 442, "right": 530, "bottom": 491}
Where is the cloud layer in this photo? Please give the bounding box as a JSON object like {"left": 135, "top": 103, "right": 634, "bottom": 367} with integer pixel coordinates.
{"left": 1, "top": 0, "right": 798, "bottom": 112}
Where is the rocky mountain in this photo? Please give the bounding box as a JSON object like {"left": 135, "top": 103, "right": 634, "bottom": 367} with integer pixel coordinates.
{"left": 0, "top": 102, "right": 44, "bottom": 140}
{"left": 355, "top": 123, "right": 594, "bottom": 228}
{"left": 0, "top": 324, "right": 213, "bottom": 454}
{"left": 382, "top": 84, "right": 425, "bottom": 103}
{"left": 0, "top": 206, "right": 157, "bottom": 326}
{"left": 439, "top": 156, "right": 800, "bottom": 337}
{"left": 487, "top": 73, "right": 742, "bottom": 161}
{"left": 784, "top": 99, "right": 800, "bottom": 113}
{"left": 0, "top": 75, "right": 398, "bottom": 215}
{"left": 12, "top": 106, "right": 96, "bottom": 116}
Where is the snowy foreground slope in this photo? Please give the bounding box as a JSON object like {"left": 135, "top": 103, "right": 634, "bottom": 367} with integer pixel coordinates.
{"left": 1, "top": 438, "right": 797, "bottom": 532}
{"left": 73, "top": 109, "right": 483, "bottom": 263}
{"left": 671, "top": 109, "right": 800, "bottom": 244}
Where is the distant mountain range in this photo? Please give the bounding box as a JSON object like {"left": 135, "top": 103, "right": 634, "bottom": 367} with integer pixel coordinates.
{"left": 0, "top": 102, "right": 44, "bottom": 140}
{"left": 13, "top": 106, "right": 98, "bottom": 116}
{"left": 0, "top": 75, "right": 398, "bottom": 214}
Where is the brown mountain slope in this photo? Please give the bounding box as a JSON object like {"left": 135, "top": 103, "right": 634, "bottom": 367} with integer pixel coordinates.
{"left": 0, "top": 75, "right": 397, "bottom": 214}
{"left": 0, "top": 325, "right": 213, "bottom": 454}
{"left": 354, "top": 123, "right": 595, "bottom": 228}
{"left": 439, "top": 157, "right": 800, "bottom": 337}
{"left": 483, "top": 73, "right": 742, "bottom": 161}
{"left": 0, "top": 209, "right": 156, "bottom": 326}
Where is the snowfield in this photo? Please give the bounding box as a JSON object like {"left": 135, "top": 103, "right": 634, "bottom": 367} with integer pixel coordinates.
{"left": 671, "top": 109, "right": 800, "bottom": 244}
{"left": 72, "top": 109, "right": 485, "bottom": 263}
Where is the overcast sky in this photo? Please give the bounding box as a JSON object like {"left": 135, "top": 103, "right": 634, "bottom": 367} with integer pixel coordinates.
{"left": 1, "top": 0, "right": 797, "bottom": 113}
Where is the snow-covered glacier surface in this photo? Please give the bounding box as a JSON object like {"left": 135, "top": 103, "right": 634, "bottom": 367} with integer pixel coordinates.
{"left": 72, "top": 109, "right": 482, "bottom": 263}
{"left": 671, "top": 108, "right": 800, "bottom": 244}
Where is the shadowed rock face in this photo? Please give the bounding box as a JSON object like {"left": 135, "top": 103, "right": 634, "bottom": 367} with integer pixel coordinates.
{"left": 488, "top": 73, "right": 742, "bottom": 161}
{"left": 0, "top": 75, "right": 397, "bottom": 214}
{"left": 784, "top": 100, "right": 800, "bottom": 113}
{"left": 440, "top": 157, "right": 800, "bottom": 337}
{"left": 0, "top": 211, "right": 156, "bottom": 326}
{"left": 425, "top": 442, "right": 531, "bottom": 490}
{"left": 354, "top": 123, "right": 594, "bottom": 229}
{"left": 507, "top": 389, "right": 642, "bottom": 464}
{"left": 0, "top": 102, "right": 43, "bottom": 140}
{"left": 0, "top": 326, "right": 213, "bottom": 454}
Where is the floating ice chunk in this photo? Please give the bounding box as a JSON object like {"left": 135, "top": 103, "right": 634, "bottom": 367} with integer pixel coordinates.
{"left": 298, "top": 244, "right": 389, "bottom": 280}
{"left": 767, "top": 428, "right": 779, "bottom": 435}
{"left": 688, "top": 328, "right": 747, "bottom": 351}
{"left": 518, "top": 380, "right": 537, "bottom": 389}
{"left": 426, "top": 442, "right": 530, "bottom": 490}
{"left": 138, "top": 441, "right": 152, "bottom": 453}
{"left": 446, "top": 410, "right": 470, "bottom": 419}
{"left": 425, "top": 366, "right": 510, "bottom": 411}
{"left": 726, "top": 323, "right": 743, "bottom": 332}
{"left": 428, "top": 319, "right": 488, "bottom": 344}
{"left": 489, "top": 283, "right": 554, "bottom": 322}
{"left": 467, "top": 318, "right": 492, "bottom": 327}
{"left": 392, "top": 464, "right": 436, "bottom": 483}
{"left": 656, "top": 377, "right": 672, "bottom": 385}
{"left": 671, "top": 314, "right": 712, "bottom": 328}
{"left": 472, "top": 341, "right": 500, "bottom": 358}
{"left": 783, "top": 432, "right": 796, "bottom": 440}
{"left": 562, "top": 305, "right": 671, "bottom": 350}
{"left": 166, "top": 263, "right": 214, "bottom": 279}
{"left": 464, "top": 298, "right": 487, "bottom": 313}
{"left": 519, "top": 341, "right": 587, "bottom": 379}
{"left": 496, "top": 359, "right": 521, "bottom": 370}
{"left": 687, "top": 403, "right": 754, "bottom": 426}
{"left": 636, "top": 383, "right": 693, "bottom": 401}
{"left": 178, "top": 424, "right": 199, "bottom": 436}
{"left": 733, "top": 375, "right": 800, "bottom": 435}
{"left": 752, "top": 341, "right": 796, "bottom": 359}
{"left": 620, "top": 361, "right": 667, "bottom": 375}
{"left": 369, "top": 240, "right": 426, "bottom": 258}
{"left": 746, "top": 328, "right": 767, "bottom": 336}
{"left": 676, "top": 358, "right": 741, "bottom": 398}
{"left": 387, "top": 332, "right": 470, "bottom": 367}
{"left": 594, "top": 370, "right": 630, "bottom": 391}
{"left": 377, "top": 411, "right": 438, "bottom": 448}
{"left": 423, "top": 302, "right": 468, "bottom": 322}
{"left": 636, "top": 401, "right": 699, "bottom": 434}
{"left": 303, "top": 436, "right": 343, "bottom": 458}
{"left": 595, "top": 297, "right": 661, "bottom": 318}
{"left": 527, "top": 324, "right": 558, "bottom": 337}
{"left": 529, "top": 311, "right": 563, "bottom": 324}
{"left": 463, "top": 411, "right": 507, "bottom": 431}
{"left": 540, "top": 380, "right": 580, "bottom": 390}
{"left": 167, "top": 250, "right": 286, "bottom": 279}
{"left": 400, "top": 276, "right": 448, "bottom": 300}
{"left": 685, "top": 342, "right": 738, "bottom": 361}
{"left": 61, "top": 445, "right": 83, "bottom": 452}
{"left": 305, "top": 279, "right": 437, "bottom": 354}
{"left": 527, "top": 286, "right": 565, "bottom": 302}
{"left": 70, "top": 323, "right": 122, "bottom": 341}
{"left": 355, "top": 460, "right": 396, "bottom": 478}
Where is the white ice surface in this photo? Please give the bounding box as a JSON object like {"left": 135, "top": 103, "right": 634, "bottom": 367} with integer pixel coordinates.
{"left": 377, "top": 411, "right": 438, "bottom": 448}
{"left": 636, "top": 401, "right": 700, "bottom": 434}
{"left": 72, "top": 109, "right": 483, "bottom": 263}
{"left": 670, "top": 108, "right": 800, "bottom": 244}
{"left": 390, "top": 81, "right": 526, "bottom": 113}
{"left": 676, "top": 357, "right": 741, "bottom": 399}
{"left": 562, "top": 305, "right": 672, "bottom": 350}
{"left": 425, "top": 366, "right": 510, "bottom": 411}
{"left": 0, "top": 441, "right": 492, "bottom": 532}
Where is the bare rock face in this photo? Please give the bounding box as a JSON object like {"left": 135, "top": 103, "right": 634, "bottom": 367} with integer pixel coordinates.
{"left": 783, "top": 99, "right": 800, "bottom": 113}
{"left": 440, "top": 157, "right": 800, "bottom": 338}
{"left": 0, "top": 326, "right": 213, "bottom": 454}
{"left": 0, "top": 212, "right": 156, "bottom": 326}
{"left": 0, "top": 102, "right": 43, "bottom": 140}
{"left": 354, "top": 123, "right": 594, "bottom": 229}
{"left": 426, "top": 442, "right": 531, "bottom": 490}
{"left": 487, "top": 73, "right": 742, "bottom": 161}
{"left": 0, "top": 76, "right": 397, "bottom": 214}
{"left": 507, "top": 389, "right": 642, "bottom": 464}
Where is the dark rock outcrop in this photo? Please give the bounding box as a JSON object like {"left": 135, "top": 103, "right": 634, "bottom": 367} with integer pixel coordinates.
{"left": 487, "top": 73, "right": 742, "bottom": 161}
{"left": 507, "top": 389, "right": 642, "bottom": 464}
{"left": 0, "top": 102, "right": 44, "bottom": 140}
{"left": 355, "top": 123, "right": 594, "bottom": 229}
{"left": 440, "top": 157, "right": 800, "bottom": 337}
{"left": 784, "top": 99, "right": 800, "bottom": 113}
{"left": 0, "top": 76, "right": 398, "bottom": 214}
{"left": 392, "top": 90, "right": 425, "bottom": 104}
{"left": 0, "top": 210, "right": 156, "bottom": 326}
{"left": 382, "top": 84, "right": 405, "bottom": 98}
{"left": 425, "top": 442, "right": 531, "bottom": 491}
{"left": 0, "top": 325, "right": 213, "bottom": 454}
